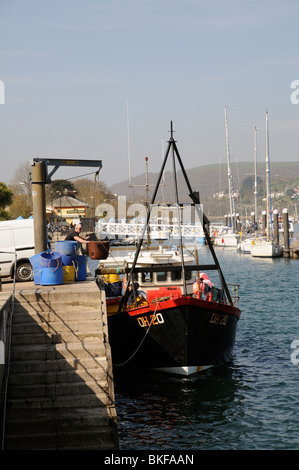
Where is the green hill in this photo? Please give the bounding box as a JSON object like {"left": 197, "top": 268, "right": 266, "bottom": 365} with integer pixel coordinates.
{"left": 109, "top": 162, "right": 299, "bottom": 218}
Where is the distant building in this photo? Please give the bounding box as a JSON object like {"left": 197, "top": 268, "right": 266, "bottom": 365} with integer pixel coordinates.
{"left": 46, "top": 196, "right": 89, "bottom": 227}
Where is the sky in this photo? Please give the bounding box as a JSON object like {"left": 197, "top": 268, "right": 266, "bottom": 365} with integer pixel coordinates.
{"left": 1, "top": 0, "right": 299, "bottom": 189}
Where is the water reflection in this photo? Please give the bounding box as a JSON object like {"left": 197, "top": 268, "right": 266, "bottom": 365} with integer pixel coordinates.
{"left": 114, "top": 364, "right": 243, "bottom": 450}
{"left": 90, "top": 244, "right": 299, "bottom": 450}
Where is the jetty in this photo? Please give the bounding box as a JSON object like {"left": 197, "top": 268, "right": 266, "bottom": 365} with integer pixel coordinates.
{"left": 283, "top": 239, "right": 299, "bottom": 258}
{"left": 0, "top": 276, "right": 118, "bottom": 450}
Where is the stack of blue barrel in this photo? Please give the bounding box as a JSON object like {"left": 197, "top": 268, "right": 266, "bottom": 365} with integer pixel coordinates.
{"left": 30, "top": 240, "right": 87, "bottom": 286}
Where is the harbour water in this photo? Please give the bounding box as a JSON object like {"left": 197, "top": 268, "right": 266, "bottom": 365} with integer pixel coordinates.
{"left": 89, "top": 237, "right": 299, "bottom": 451}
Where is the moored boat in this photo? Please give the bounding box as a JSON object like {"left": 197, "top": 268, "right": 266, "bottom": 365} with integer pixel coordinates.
{"left": 251, "top": 112, "right": 282, "bottom": 258}
{"left": 237, "top": 235, "right": 254, "bottom": 253}
{"left": 95, "top": 123, "right": 241, "bottom": 376}
{"left": 213, "top": 226, "right": 240, "bottom": 247}
{"left": 251, "top": 237, "right": 283, "bottom": 257}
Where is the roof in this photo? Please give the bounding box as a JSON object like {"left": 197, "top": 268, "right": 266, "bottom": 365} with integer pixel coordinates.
{"left": 46, "top": 195, "right": 89, "bottom": 210}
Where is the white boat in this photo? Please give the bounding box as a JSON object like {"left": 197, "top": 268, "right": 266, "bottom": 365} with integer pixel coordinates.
{"left": 251, "top": 111, "right": 282, "bottom": 258}
{"left": 213, "top": 226, "right": 240, "bottom": 247}
{"left": 237, "top": 235, "right": 254, "bottom": 253}
{"left": 251, "top": 237, "right": 283, "bottom": 257}
{"left": 214, "top": 107, "right": 240, "bottom": 248}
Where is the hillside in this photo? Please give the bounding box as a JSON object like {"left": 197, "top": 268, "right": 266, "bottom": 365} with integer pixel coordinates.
{"left": 109, "top": 161, "right": 299, "bottom": 204}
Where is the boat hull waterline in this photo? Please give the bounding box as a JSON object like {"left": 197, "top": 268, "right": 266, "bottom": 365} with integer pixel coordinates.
{"left": 107, "top": 296, "right": 240, "bottom": 376}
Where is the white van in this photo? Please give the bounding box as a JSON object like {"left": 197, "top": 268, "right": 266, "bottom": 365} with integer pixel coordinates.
{"left": 0, "top": 218, "right": 35, "bottom": 282}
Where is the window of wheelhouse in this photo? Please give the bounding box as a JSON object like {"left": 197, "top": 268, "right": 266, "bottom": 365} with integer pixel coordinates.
{"left": 141, "top": 272, "right": 153, "bottom": 283}
{"left": 171, "top": 270, "right": 192, "bottom": 281}
{"left": 156, "top": 270, "right": 167, "bottom": 282}
{"left": 171, "top": 270, "right": 180, "bottom": 281}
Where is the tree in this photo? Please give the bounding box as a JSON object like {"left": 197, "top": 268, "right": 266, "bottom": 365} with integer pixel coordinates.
{"left": 0, "top": 182, "right": 13, "bottom": 220}
{"left": 8, "top": 193, "right": 32, "bottom": 219}
{"left": 10, "top": 162, "right": 32, "bottom": 202}
{"left": 50, "top": 180, "right": 76, "bottom": 195}
{"left": 286, "top": 188, "right": 295, "bottom": 198}
{"left": 73, "top": 178, "right": 116, "bottom": 208}
{"left": 0, "top": 182, "right": 13, "bottom": 207}
{"left": 240, "top": 175, "right": 264, "bottom": 203}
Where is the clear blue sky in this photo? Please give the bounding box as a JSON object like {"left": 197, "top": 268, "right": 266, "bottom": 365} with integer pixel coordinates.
{"left": 1, "top": 0, "right": 299, "bottom": 187}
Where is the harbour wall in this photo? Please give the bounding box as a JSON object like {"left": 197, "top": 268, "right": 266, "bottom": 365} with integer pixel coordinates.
{"left": 0, "top": 279, "right": 118, "bottom": 450}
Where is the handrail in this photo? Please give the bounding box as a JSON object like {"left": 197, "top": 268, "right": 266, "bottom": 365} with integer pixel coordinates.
{"left": 96, "top": 221, "right": 205, "bottom": 239}
{"left": 227, "top": 283, "right": 240, "bottom": 308}
{"left": 95, "top": 264, "right": 218, "bottom": 275}
{"left": 1, "top": 252, "right": 17, "bottom": 450}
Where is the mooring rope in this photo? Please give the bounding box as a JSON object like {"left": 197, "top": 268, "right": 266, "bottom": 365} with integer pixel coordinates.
{"left": 112, "top": 301, "right": 160, "bottom": 368}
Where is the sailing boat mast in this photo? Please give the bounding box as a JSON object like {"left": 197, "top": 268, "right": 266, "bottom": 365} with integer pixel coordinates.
{"left": 127, "top": 100, "right": 132, "bottom": 187}
{"left": 224, "top": 106, "right": 236, "bottom": 230}
{"left": 265, "top": 111, "right": 272, "bottom": 241}
{"left": 254, "top": 125, "right": 258, "bottom": 220}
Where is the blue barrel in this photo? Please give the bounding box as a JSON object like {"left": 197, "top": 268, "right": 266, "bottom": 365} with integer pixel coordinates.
{"left": 75, "top": 255, "right": 87, "bottom": 281}
{"left": 30, "top": 251, "right": 48, "bottom": 285}
{"left": 55, "top": 240, "right": 79, "bottom": 255}
{"left": 40, "top": 251, "right": 62, "bottom": 268}
{"left": 40, "top": 266, "right": 63, "bottom": 285}
{"left": 61, "top": 253, "right": 77, "bottom": 266}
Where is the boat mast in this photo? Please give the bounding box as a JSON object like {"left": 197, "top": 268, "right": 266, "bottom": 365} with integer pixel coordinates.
{"left": 145, "top": 156, "right": 149, "bottom": 204}
{"left": 170, "top": 123, "right": 187, "bottom": 295}
{"left": 254, "top": 125, "right": 258, "bottom": 221}
{"left": 127, "top": 100, "right": 132, "bottom": 187}
{"left": 167, "top": 123, "right": 233, "bottom": 305}
{"left": 117, "top": 122, "right": 233, "bottom": 310}
{"left": 265, "top": 111, "right": 272, "bottom": 241}
{"left": 224, "top": 106, "right": 236, "bottom": 230}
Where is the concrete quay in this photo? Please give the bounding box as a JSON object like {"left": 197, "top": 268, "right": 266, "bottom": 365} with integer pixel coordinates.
{"left": 0, "top": 276, "right": 118, "bottom": 450}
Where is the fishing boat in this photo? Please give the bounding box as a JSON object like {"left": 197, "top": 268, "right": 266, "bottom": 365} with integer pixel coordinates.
{"left": 251, "top": 112, "right": 282, "bottom": 258}
{"left": 95, "top": 123, "right": 241, "bottom": 376}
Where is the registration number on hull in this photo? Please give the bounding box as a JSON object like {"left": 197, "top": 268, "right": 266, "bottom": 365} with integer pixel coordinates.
{"left": 137, "top": 313, "right": 164, "bottom": 328}
{"left": 210, "top": 313, "right": 229, "bottom": 325}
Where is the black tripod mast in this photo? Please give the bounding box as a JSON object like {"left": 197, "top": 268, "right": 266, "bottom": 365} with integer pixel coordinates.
{"left": 118, "top": 122, "right": 233, "bottom": 311}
